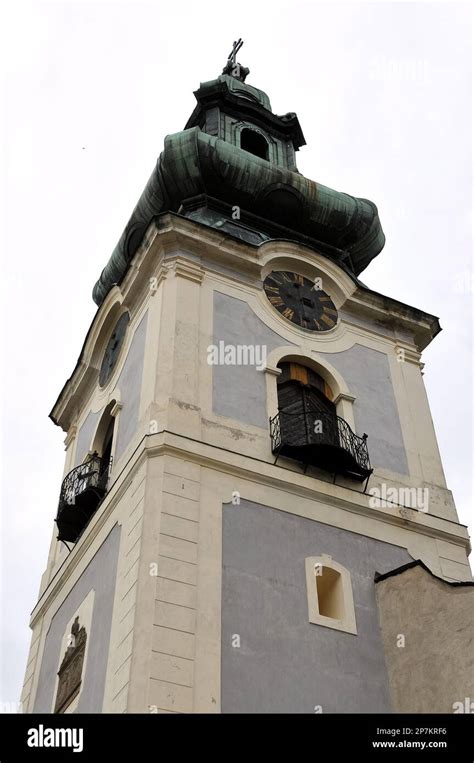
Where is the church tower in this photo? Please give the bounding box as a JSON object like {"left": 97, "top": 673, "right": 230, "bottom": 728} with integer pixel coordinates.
{"left": 21, "top": 44, "right": 473, "bottom": 715}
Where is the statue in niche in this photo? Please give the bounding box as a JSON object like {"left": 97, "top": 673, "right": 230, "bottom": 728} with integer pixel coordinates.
{"left": 54, "top": 616, "right": 87, "bottom": 713}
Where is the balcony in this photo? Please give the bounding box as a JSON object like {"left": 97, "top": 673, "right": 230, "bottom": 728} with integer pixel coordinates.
{"left": 269, "top": 407, "right": 372, "bottom": 488}
{"left": 55, "top": 453, "right": 111, "bottom": 544}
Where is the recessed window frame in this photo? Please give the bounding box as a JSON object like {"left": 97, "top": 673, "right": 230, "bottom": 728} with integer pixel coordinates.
{"left": 305, "top": 555, "right": 357, "bottom": 635}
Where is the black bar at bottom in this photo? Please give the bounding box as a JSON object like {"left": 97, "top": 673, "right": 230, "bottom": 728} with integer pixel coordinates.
{"left": 0, "top": 712, "right": 473, "bottom": 760}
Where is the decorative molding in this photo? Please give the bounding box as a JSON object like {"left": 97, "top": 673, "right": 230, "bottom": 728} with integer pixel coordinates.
{"left": 334, "top": 392, "right": 356, "bottom": 406}
{"left": 151, "top": 262, "right": 171, "bottom": 293}
{"left": 54, "top": 616, "right": 87, "bottom": 713}
{"left": 345, "top": 293, "right": 439, "bottom": 353}
{"left": 64, "top": 426, "right": 77, "bottom": 450}
{"left": 264, "top": 365, "right": 282, "bottom": 378}
{"left": 172, "top": 256, "right": 205, "bottom": 284}
{"left": 110, "top": 401, "right": 123, "bottom": 418}
{"left": 394, "top": 343, "right": 422, "bottom": 365}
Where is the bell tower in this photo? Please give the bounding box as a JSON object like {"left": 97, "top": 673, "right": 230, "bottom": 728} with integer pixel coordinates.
{"left": 21, "top": 45, "right": 472, "bottom": 715}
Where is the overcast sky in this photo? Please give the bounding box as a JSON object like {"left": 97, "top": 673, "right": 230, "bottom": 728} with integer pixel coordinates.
{"left": 1, "top": 0, "right": 472, "bottom": 705}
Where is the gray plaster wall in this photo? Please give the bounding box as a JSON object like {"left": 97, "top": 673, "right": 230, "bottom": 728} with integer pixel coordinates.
{"left": 221, "top": 499, "right": 411, "bottom": 713}
{"left": 212, "top": 294, "right": 408, "bottom": 474}
{"left": 74, "top": 410, "right": 101, "bottom": 467}
{"left": 323, "top": 345, "right": 408, "bottom": 475}
{"left": 212, "top": 292, "right": 294, "bottom": 428}
{"left": 114, "top": 312, "right": 148, "bottom": 461}
{"left": 33, "top": 524, "right": 121, "bottom": 713}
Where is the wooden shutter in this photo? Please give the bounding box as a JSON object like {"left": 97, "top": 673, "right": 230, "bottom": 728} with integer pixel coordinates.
{"left": 289, "top": 363, "right": 309, "bottom": 384}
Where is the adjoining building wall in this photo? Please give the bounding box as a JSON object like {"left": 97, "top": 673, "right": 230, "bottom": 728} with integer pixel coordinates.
{"left": 375, "top": 563, "right": 474, "bottom": 713}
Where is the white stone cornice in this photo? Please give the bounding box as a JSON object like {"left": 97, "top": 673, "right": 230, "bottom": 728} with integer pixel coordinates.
{"left": 345, "top": 292, "right": 439, "bottom": 352}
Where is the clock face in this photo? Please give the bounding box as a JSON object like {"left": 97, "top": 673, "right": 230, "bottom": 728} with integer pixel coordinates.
{"left": 263, "top": 271, "right": 338, "bottom": 331}
{"left": 99, "top": 312, "right": 130, "bottom": 387}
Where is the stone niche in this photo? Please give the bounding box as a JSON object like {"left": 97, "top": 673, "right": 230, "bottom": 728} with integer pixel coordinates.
{"left": 54, "top": 617, "right": 87, "bottom": 714}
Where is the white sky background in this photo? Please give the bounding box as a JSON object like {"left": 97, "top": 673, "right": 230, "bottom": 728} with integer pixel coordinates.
{"left": 1, "top": 0, "right": 472, "bottom": 704}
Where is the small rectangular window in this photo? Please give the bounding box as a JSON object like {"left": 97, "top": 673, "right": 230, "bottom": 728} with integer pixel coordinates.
{"left": 305, "top": 556, "right": 357, "bottom": 635}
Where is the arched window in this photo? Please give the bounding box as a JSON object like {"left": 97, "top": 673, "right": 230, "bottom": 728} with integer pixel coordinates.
{"left": 269, "top": 358, "right": 372, "bottom": 483}
{"left": 91, "top": 401, "right": 117, "bottom": 490}
{"left": 56, "top": 403, "right": 119, "bottom": 545}
{"left": 240, "top": 128, "right": 269, "bottom": 160}
{"left": 277, "top": 362, "right": 338, "bottom": 450}
{"left": 305, "top": 555, "right": 357, "bottom": 634}
{"left": 98, "top": 417, "right": 114, "bottom": 489}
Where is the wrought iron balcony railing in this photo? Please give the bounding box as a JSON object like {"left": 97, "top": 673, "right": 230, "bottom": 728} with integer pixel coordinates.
{"left": 55, "top": 453, "right": 111, "bottom": 544}
{"left": 270, "top": 408, "right": 372, "bottom": 488}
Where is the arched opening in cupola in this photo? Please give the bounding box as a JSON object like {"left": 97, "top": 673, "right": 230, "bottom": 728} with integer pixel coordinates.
{"left": 240, "top": 128, "right": 269, "bottom": 160}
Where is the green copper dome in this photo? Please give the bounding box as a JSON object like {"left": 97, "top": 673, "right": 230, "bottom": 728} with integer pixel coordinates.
{"left": 92, "top": 63, "right": 385, "bottom": 306}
